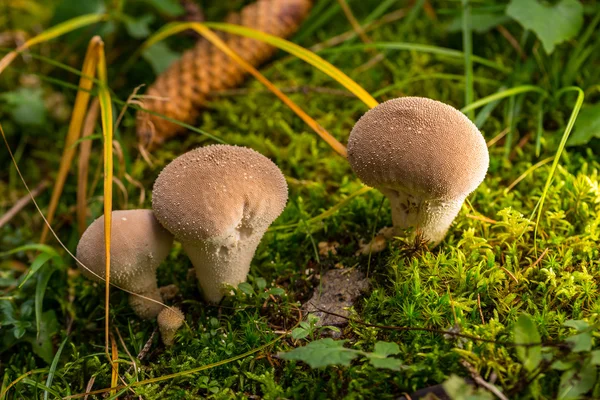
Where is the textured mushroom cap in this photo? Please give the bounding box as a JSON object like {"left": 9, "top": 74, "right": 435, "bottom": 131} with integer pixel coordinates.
{"left": 157, "top": 306, "right": 185, "bottom": 346}
{"left": 347, "top": 97, "right": 489, "bottom": 200}
{"left": 76, "top": 209, "right": 174, "bottom": 294}
{"left": 152, "top": 145, "right": 288, "bottom": 242}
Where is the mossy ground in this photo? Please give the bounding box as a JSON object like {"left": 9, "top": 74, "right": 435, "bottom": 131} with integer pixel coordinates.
{"left": 1, "top": 0, "right": 600, "bottom": 399}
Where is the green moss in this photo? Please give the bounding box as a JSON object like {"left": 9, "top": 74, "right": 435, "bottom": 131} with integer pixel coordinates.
{"left": 1, "top": 0, "right": 600, "bottom": 398}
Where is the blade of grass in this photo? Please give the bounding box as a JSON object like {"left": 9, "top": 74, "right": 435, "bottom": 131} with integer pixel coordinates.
{"left": 0, "top": 123, "right": 169, "bottom": 313}
{"left": 0, "top": 13, "right": 107, "bottom": 74}
{"left": 320, "top": 42, "right": 511, "bottom": 73}
{"left": 141, "top": 22, "right": 349, "bottom": 157}
{"left": 462, "top": 0, "right": 474, "bottom": 120}
{"left": 40, "top": 36, "right": 102, "bottom": 243}
{"left": 195, "top": 22, "right": 378, "bottom": 108}
{"left": 110, "top": 334, "right": 119, "bottom": 396}
{"left": 461, "top": 85, "right": 548, "bottom": 113}
{"left": 372, "top": 73, "right": 500, "bottom": 98}
{"left": 77, "top": 99, "right": 100, "bottom": 236}
{"left": 63, "top": 324, "right": 297, "bottom": 399}
{"left": 504, "top": 157, "right": 554, "bottom": 194}
{"left": 43, "top": 337, "right": 68, "bottom": 400}
{"left": 96, "top": 39, "right": 114, "bottom": 354}
{"left": 0, "top": 369, "right": 48, "bottom": 400}
{"left": 532, "top": 87, "right": 584, "bottom": 252}
{"left": 269, "top": 186, "right": 373, "bottom": 232}
{"left": 35, "top": 265, "right": 55, "bottom": 339}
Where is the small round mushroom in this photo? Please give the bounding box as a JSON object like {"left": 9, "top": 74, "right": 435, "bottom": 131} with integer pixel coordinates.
{"left": 152, "top": 145, "right": 288, "bottom": 303}
{"left": 347, "top": 97, "right": 489, "bottom": 246}
{"left": 76, "top": 209, "right": 174, "bottom": 319}
{"left": 157, "top": 306, "right": 185, "bottom": 346}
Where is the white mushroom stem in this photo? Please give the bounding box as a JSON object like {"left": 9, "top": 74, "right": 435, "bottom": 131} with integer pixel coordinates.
{"left": 128, "top": 288, "right": 164, "bottom": 320}
{"left": 182, "top": 227, "right": 266, "bottom": 303}
{"left": 382, "top": 188, "right": 464, "bottom": 246}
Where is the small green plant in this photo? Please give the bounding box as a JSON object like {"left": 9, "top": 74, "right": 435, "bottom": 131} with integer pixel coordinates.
{"left": 280, "top": 338, "right": 405, "bottom": 371}
{"left": 290, "top": 314, "right": 340, "bottom": 340}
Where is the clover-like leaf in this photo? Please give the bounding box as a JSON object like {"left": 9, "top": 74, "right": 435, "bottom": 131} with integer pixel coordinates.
{"left": 567, "top": 104, "right": 600, "bottom": 146}
{"left": 558, "top": 362, "right": 597, "bottom": 400}
{"left": 279, "top": 339, "right": 359, "bottom": 368}
{"left": 506, "top": 0, "right": 583, "bottom": 54}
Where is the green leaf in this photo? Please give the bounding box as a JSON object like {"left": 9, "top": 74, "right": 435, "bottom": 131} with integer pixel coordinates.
{"left": 566, "top": 333, "right": 592, "bottom": 353}
{"left": 35, "top": 266, "right": 56, "bottom": 338}
{"left": 0, "top": 244, "right": 60, "bottom": 259}
{"left": 373, "top": 341, "right": 400, "bottom": 357}
{"left": 237, "top": 282, "right": 255, "bottom": 296}
{"left": 255, "top": 277, "right": 267, "bottom": 291}
{"left": 19, "top": 253, "right": 53, "bottom": 288}
{"left": 366, "top": 356, "right": 405, "bottom": 371}
{"left": 291, "top": 327, "right": 310, "bottom": 340}
{"left": 443, "top": 375, "right": 495, "bottom": 400}
{"left": 142, "top": 41, "right": 181, "bottom": 75}
{"left": 447, "top": 13, "right": 511, "bottom": 33}
{"left": 566, "top": 103, "right": 600, "bottom": 146}
{"left": 363, "top": 342, "right": 404, "bottom": 371}
{"left": 506, "top": 0, "right": 584, "bottom": 54}
{"left": 563, "top": 320, "right": 590, "bottom": 331}
{"left": 144, "top": 0, "right": 184, "bottom": 16}
{"left": 268, "top": 288, "right": 285, "bottom": 296}
{"left": 123, "top": 14, "right": 155, "bottom": 39}
{"left": 0, "top": 88, "right": 47, "bottom": 126}
{"left": 558, "top": 362, "right": 597, "bottom": 399}
{"left": 553, "top": 360, "right": 575, "bottom": 371}
{"left": 514, "top": 314, "right": 542, "bottom": 372}
{"left": 590, "top": 350, "right": 600, "bottom": 365}
{"left": 279, "top": 339, "right": 359, "bottom": 368}
{"left": 26, "top": 310, "right": 58, "bottom": 364}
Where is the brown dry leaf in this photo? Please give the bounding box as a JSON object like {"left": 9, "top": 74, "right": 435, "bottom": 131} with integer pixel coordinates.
{"left": 318, "top": 241, "right": 340, "bottom": 257}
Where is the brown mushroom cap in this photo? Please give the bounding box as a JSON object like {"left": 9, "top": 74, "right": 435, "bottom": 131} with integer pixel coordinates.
{"left": 76, "top": 209, "right": 173, "bottom": 295}
{"left": 152, "top": 145, "right": 288, "bottom": 242}
{"left": 347, "top": 97, "right": 489, "bottom": 201}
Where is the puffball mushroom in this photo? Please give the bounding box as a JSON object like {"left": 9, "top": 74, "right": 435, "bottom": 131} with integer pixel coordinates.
{"left": 157, "top": 306, "right": 185, "bottom": 346}
{"left": 76, "top": 209, "right": 174, "bottom": 319}
{"left": 152, "top": 145, "right": 288, "bottom": 303}
{"left": 347, "top": 97, "right": 489, "bottom": 246}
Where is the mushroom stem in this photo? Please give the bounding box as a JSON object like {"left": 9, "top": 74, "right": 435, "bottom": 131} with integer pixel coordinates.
{"left": 128, "top": 288, "right": 164, "bottom": 320}
{"left": 383, "top": 189, "right": 464, "bottom": 246}
{"left": 182, "top": 231, "right": 264, "bottom": 303}
{"left": 157, "top": 306, "right": 185, "bottom": 346}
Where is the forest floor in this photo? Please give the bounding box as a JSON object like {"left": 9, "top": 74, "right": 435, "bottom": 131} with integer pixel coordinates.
{"left": 1, "top": 0, "right": 600, "bottom": 399}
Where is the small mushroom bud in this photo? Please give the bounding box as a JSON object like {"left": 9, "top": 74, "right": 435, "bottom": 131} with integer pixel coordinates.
{"left": 152, "top": 145, "right": 288, "bottom": 303}
{"left": 157, "top": 306, "right": 185, "bottom": 346}
{"left": 76, "top": 209, "right": 174, "bottom": 319}
{"left": 347, "top": 97, "right": 489, "bottom": 246}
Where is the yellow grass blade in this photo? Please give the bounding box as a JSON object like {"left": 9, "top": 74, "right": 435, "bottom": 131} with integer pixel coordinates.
{"left": 40, "top": 37, "right": 102, "bottom": 243}
{"left": 202, "top": 22, "right": 379, "bottom": 109}
{"left": 96, "top": 40, "right": 114, "bottom": 354}
{"left": 0, "top": 123, "right": 167, "bottom": 310}
{"left": 0, "top": 13, "right": 107, "bottom": 74}
{"left": 141, "top": 22, "right": 349, "bottom": 157}
{"left": 110, "top": 334, "right": 119, "bottom": 397}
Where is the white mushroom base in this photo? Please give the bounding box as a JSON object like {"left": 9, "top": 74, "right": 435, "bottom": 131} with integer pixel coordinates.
{"left": 381, "top": 188, "right": 464, "bottom": 246}
{"left": 128, "top": 287, "right": 164, "bottom": 319}
{"left": 182, "top": 229, "right": 266, "bottom": 303}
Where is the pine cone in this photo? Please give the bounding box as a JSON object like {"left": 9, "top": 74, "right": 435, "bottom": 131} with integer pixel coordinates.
{"left": 137, "top": 0, "right": 313, "bottom": 148}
